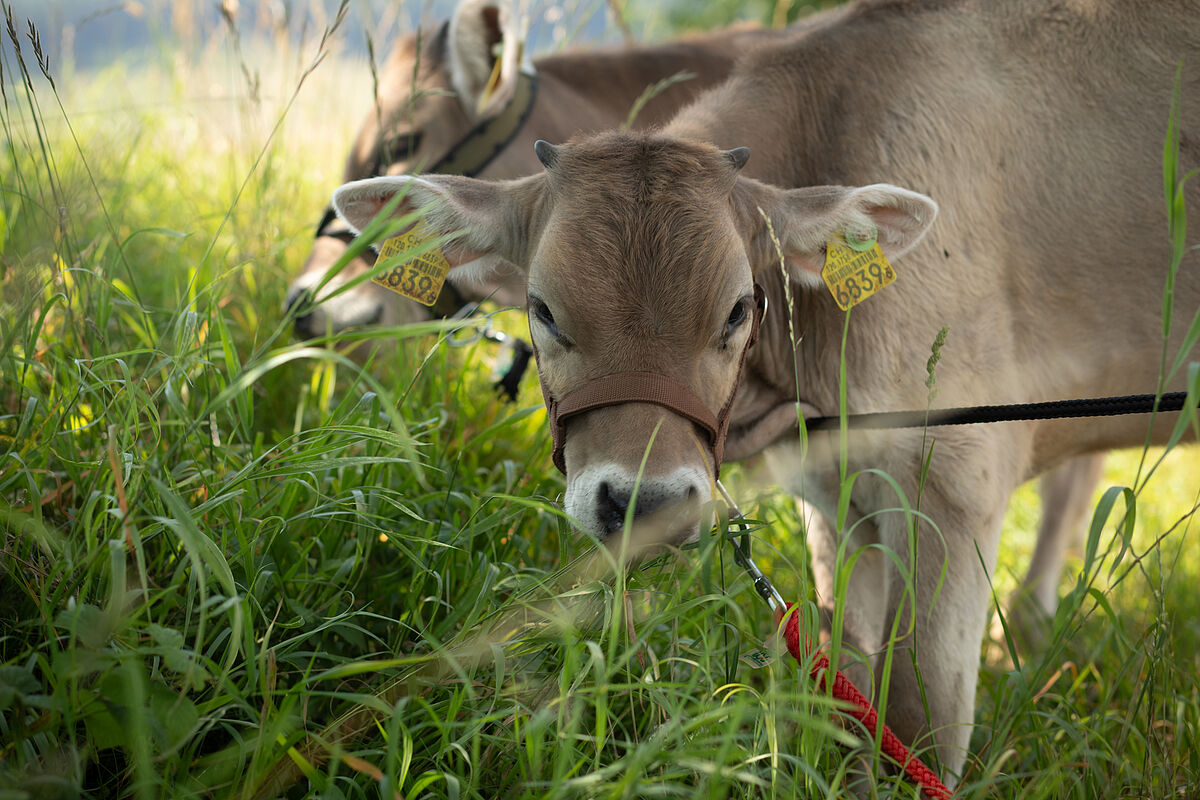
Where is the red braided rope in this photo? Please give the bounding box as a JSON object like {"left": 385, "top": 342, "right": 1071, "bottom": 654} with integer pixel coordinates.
{"left": 779, "top": 603, "right": 954, "bottom": 800}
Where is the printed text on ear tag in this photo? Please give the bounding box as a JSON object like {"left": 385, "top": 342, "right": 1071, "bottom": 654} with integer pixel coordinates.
{"left": 821, "top": 241, "right": 897, "bottom": 311}
{"left": 372, "top": 225, "right": 451, "bottom": 307}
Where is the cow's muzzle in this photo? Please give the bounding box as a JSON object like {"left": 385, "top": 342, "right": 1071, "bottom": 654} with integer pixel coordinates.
{"left": 537, "top": 284, "right": 764, "bottom": 478}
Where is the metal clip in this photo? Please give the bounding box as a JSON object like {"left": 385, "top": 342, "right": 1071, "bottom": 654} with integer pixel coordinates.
{"left": 717, "top": 480, "right": 785, "bottom": 614}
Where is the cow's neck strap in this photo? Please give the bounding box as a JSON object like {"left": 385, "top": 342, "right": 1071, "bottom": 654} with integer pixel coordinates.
{"left": 535, "top": 284, "right": 766, "bottom": 478}
{"left": 424, "top": 70, "right": 539, "bottom": 177}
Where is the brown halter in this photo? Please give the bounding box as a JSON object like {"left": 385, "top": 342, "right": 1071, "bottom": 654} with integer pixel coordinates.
{"left": 532, "top": 284, "right": 766, "bottom": 477}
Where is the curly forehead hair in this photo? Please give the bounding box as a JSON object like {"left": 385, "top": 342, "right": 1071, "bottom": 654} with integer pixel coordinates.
{"left": 541, "top": 133, "right": 745, "bottom": 342}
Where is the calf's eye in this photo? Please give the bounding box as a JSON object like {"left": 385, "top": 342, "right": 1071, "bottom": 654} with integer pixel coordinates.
{"left": 725, "top": 299, "right": 747, "bottom": 337}
{"left": 531, "top": 298, "right": 559, "bottom": 338}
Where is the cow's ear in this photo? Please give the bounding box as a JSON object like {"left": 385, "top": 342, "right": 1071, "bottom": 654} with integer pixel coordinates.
{"left": 332, "top": 173, "right": 545, "bottom": 278}
{"left": 448, "top": 0, "right": 523, "bottom": 116}
{"left": 738, "top": 181, "right": 937, "bottom": 284}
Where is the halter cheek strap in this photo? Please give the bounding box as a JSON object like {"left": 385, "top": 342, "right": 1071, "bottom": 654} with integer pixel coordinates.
{"left": 534, "top": 284, "right": 766, "bottom": 477}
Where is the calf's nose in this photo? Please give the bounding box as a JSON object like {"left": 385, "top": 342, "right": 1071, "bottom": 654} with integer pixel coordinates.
{"left": 285, "top": 289, "right": 321, "bottom": 340}
{"left": 595, "top": 479, "right": 700, "bottom": 538}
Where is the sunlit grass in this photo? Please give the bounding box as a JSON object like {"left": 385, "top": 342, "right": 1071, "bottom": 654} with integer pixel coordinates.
{"left": 997, "top": 448, "right": 1200, "bottom": 606}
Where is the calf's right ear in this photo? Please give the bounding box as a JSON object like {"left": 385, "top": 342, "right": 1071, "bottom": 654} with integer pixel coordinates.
{"left": 736, "top": 179, "right": 937, "bottom": 285}
{"left": 332, "top": 173, "right": 545, "bottom": 278}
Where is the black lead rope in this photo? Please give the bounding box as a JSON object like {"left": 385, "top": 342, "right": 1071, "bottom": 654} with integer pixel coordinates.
{"left": 803, "top": 391, "right": 1195, "bottom": 431}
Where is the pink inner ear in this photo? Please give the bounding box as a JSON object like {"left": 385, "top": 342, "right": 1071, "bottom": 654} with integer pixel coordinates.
{"left": 337, "top": 195, "right": 387, "bottom": 230}
{"left": 342, "top": 190, "right": 417, "bottom": 233}
{"left": 788, "top": 252, "right": 825, "bottom": 278}
{"left": 868, "top": 205, "right": 922, "bottom": 239}
{"left": 354, "top": 195, "right": 395, "bottom": 223}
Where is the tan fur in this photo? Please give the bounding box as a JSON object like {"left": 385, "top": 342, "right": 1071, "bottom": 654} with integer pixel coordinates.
{"left": 335, "top": 0, "right": 1200, "bottom": 784}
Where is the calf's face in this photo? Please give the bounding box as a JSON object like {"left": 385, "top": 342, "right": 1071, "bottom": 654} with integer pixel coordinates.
{"left": 526, "top": 142, "right": 759, "bottom": 543}
{"left": 333, "top": 134, "right": 936, "bottom": 545}
{"left": 289, "top": 2, "right": 529, "bottom": 338}
{"left": 288, "top": 29, "right": 469, "bottom": 338}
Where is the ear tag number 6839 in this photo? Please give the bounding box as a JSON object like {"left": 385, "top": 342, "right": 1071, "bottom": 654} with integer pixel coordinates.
{"left": 372, "top": 224, "right": 451, "bottom": 307}
{"left": 821, "top": 225, "right": 896, "bottom": 310}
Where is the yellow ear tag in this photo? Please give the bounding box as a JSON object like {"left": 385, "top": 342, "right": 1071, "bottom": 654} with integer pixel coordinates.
{"left": 821, "top": 233, "right": 897, "bottom": 311}
{"left": 372, "top": 224, "right": 451, "bottom": 307}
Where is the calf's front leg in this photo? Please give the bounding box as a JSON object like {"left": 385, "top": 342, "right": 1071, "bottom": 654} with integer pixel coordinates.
{"left": 861, "top": 466, "right": 1010, "bottom": 786}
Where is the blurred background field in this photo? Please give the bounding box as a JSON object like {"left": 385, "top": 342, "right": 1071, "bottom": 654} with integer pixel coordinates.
{"left": 1, "top": 1, "right": 1197, "bottom": 798}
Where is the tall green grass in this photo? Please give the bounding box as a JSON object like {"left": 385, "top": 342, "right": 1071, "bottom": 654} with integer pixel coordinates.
{"left": 1, "top": 4, "right": 1198, "bottom": 799}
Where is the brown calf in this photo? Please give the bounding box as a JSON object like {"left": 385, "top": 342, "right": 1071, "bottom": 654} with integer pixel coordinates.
{"left": 298, "top": 0, "right": 1105, "bottom": 646}
{"left": 334, "top": 0, "right": 1200, "bottom": 784}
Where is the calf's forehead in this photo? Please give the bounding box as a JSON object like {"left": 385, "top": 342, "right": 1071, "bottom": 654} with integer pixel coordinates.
{"left": 528, "top": 137, "right": 754, "bottom": 348}
{"left": 347, "top": 30, "right": 465, "bottom": 177}
{"left": 532, "top": 195, "right": 750, "bottom": 351}
{"left": 378, "top": 27, "right": 449, "bottom": 99}
{"left": 367, "top": 31, "right": 456, "bottom": 126}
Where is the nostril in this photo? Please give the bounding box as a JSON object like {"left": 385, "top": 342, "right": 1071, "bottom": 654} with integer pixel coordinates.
{"left": 686, "top": 485, "right": 699, "bottom": 500}
{"left": 597, "top": 481, "right": 630, "bottom": 535}
{"left": 286, "top": 290, "right": 324, "bottom": 340}
{"left": 292, "top": 313, "right": 316, "bottom": 340}
{"left": 285, "top": 288, "right": 313, "bottom": 314}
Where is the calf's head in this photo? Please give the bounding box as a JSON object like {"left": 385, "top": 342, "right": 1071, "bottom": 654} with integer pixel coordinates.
{"left": 333, "top": 133, "right": 936, "bottom": 543}
{"left": 288, "top": 0, "right": 529, "bottom": 340}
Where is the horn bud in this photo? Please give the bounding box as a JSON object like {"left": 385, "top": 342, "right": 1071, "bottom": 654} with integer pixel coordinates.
{"left": 725, "top": 146, "right": 750, "bottom": 171}
{"left": 534, "top": 140, "right": 559, "bottom": 170}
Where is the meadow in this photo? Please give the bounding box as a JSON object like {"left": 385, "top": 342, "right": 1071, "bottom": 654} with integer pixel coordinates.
{"left": 1, "top": 2, "right": 1198, "bottom": 798}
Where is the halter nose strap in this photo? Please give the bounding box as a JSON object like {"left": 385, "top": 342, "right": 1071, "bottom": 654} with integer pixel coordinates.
{"left": 534, "top": 284, "right": 766, "bottom": 477}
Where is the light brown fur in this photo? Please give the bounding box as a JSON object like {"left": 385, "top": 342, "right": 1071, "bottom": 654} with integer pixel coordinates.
{"left": 335, "top": 0, "right": 1200, "bottom": 784}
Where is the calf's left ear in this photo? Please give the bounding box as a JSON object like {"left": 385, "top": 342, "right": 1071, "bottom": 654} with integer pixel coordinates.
{"left": 737, "top": 180, "right": 937, "bottom": 282}
{"left": 332, "top": 173, "right": 545, "bottom": 276}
